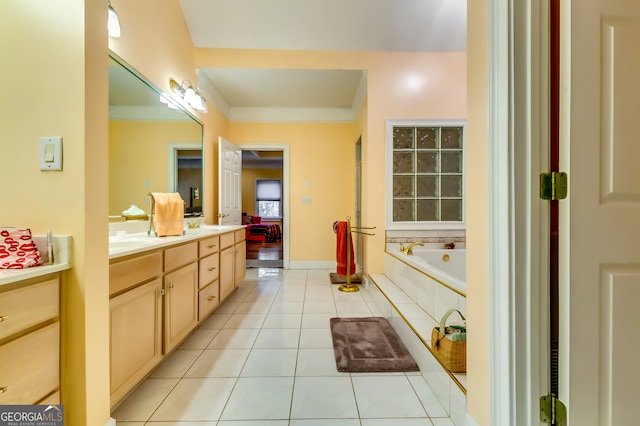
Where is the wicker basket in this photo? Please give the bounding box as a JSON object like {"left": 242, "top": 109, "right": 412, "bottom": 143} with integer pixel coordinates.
{"left": 431, "top": 309, "right": 466, "bottom": 373}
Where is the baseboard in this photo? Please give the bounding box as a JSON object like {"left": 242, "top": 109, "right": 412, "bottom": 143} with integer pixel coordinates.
{"left": 288, "top": 260, "right": 335, "bottom": 269}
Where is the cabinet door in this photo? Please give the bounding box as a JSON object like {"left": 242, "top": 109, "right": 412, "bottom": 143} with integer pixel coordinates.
{"left": 164, "top": 263, "right": 198, "bottom": 352}
{"left": 219, "top": 246, "right": 235, "bottom": 301}
{"left": 0, "top": 322, "right": 59, "bottom": 404}
{"left": 234, "top": 240, "right": 246, "bottom": 287}
{"left": 110, "top": 278, "right": 162, "bottom": 406}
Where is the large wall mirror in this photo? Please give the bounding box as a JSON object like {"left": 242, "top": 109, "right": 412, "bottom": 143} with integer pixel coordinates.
{"left": 108, "top": 53, "right": 204, "bottom": 218}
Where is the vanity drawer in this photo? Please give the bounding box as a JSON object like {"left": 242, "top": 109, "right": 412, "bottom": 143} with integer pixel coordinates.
{"left": 198, "top": 281, "right": 220, "bottom": 321}
{"left": 220, "top": 232, "right": 235, "bottom": 249}
{"left": 110, "top": 251, "right": 162, "bottom": 296}
{"left": 0, "top": 277, "right": 59, "bottom": 341}
{"left": 0, "top": 322, "right": 59, "bottom": 404}
{"left": 235, "top": 229, "right": 245, "bottom": 243}
{"left": 199, "top": 236, "right": 220, "bottom": 257}
{"left": 199, "top": 252, "right": 219, "bottom": 288}
{"left": 165, "top": 242, "right": 198, "bottom": 272}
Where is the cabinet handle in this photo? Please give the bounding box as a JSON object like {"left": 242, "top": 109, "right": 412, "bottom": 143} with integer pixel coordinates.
{"left": 159, "top": 289, "right": 165, "bottom": 296}
{"left": 208, "top": 244, "right": 217, "bottom": 249}
{"left": 0, "top": 315, "right": 8, "bottom": 322}
{"left": 0, "top": 386, "right": 8, "bottom": 394}
{"left": 207, "top": 296, "right": 216, "bottom": 301}
{"left": 208, "top": 267, "right": 216, "bottom": 272}
{"left": 167, "top": 284, "right": 174, "bottom": 290}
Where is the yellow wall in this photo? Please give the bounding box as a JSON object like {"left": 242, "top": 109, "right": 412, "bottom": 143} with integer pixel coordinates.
{"left": 1, "top": 1, "right": 110, "bottom": 425}
{"left": 1, "top": 1, "right": 476, "bottom": 424}
{"left": 466, "top": 0, "right": 491, "bottom": 424}
{"left": 241, "top": 168, "right": 284, "bottom": 217}
{"left": 108, "top": 120, "right": 203, "bottom": 216}
{"left": 231, "top": 122, "right": 360, "bottom": 261}
{"left": 200, "top": 49, "right": 467, "bottom": 270}
{"left": 108, "top": 0, "right": 229, "bottom": 225}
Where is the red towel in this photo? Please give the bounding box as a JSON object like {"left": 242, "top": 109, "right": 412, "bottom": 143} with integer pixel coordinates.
{"left": 335, "top": 221, "right": 355, "bottom": 276}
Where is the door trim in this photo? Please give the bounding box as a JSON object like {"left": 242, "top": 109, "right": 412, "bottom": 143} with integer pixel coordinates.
{"left": 238, "top": 143, "right": 290, "bottom": 269}
{"left": 168, "top": 142, "right": 202, "bottom": 194}
{"left": 491, "top": 0, "right": 549, "bottom": 424}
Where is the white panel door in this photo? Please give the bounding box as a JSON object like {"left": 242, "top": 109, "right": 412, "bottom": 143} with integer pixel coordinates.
{"left": 565, "top": 1, "right": 640, "bottom": 424}
{"left": 218, "top": 137, "right": 242, "bottom": 225}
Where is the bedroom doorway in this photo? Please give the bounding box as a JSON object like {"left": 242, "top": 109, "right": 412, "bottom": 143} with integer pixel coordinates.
{"left": 239, "top": 144, "right": 289, "bottom": 268}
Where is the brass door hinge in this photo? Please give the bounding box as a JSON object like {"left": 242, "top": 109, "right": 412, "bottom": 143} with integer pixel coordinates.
{"left": 540, "top": 172, "right": 568, "bottom": 200}
{"left": 540, "top": 395, "right": 567, "bottom": 426}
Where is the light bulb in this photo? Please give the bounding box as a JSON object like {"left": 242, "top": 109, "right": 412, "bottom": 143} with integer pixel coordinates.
{"left": 183, "top": 86, "right": 196, "bottom": 104}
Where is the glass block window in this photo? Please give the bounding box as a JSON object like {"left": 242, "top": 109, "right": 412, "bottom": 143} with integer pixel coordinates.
{"left": 387, "top": 120, "right": 464, "bottom": 228}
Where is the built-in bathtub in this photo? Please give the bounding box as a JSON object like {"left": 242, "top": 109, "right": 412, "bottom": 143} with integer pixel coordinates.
{"left": 400, "top": 248, "right": 466, "bottom": 293}
{"left": 364, "top": 245, "right": 471, "bottom": 425}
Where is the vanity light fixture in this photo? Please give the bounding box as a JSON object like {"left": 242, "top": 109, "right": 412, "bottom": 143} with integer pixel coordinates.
{"left": 108, "top": 0, "right": 121, "bottom": 38}
{"left": 169, "top": 78, "right": 208, "bottom": 113}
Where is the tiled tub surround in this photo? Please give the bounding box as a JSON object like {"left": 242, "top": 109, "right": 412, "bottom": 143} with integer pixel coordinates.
{"left": 363, "top": 243, "right": 469, "bottom": 425}
{"left": 386, "top": 229, "right": 466, "bottom": 249}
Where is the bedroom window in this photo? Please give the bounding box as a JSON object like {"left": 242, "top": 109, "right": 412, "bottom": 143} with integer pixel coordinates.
{"left": 255, "top": 179, "right": 282, "bottom": 218}
{"left": 386, "top": 119, "right": 465, "bottom": 229}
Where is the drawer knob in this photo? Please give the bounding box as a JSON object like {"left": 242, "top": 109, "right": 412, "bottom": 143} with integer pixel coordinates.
{"left": 207, "top": 296, "right": 216, "bottom": 301}
{"left": 208, "top": 244, "right": 217, "bottom": 249}
{"left": 0, "top": 386, "right": 8, "bottom": 394}
{"left": 0, "top": 315, "right": 7, "bottom": 322}
{"left": 208, "top": 267, "right": 216, "bottom": 272}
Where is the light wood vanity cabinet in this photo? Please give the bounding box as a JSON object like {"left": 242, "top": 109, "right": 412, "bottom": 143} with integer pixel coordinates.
{"left": 109, "top": 229, "right": 247, "bottom": 407}
{"left": 219, "top": 245, "right": 235, "bottom": 301}
{"left": 234, "top": 229, "right": 246, "bottom": 286}
{"left": 0, "top": 274, "right": 60, "bottom": 405}
{"left": 110, "top": 278, "right": 162, "bottom": 405}
{"left": 164, "top": 260, "right": 198, "bottom": 352}
{"left": 198, "top": 236, "right": 220, "bottom": 320}
{"left": 219, "top": 230, "right": 247, "bottom": 301}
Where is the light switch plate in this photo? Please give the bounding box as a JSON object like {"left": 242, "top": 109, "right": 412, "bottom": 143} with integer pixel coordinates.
{"left": 40, "top": 136, "right": 62, "bottom": 170}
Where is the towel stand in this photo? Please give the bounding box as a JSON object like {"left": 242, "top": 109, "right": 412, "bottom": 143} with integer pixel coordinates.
{"left": 338, "top": 216, "right": 375, "bottom": 293}
{"left": 147, "top": 192, "right": 186, "bottom": 237}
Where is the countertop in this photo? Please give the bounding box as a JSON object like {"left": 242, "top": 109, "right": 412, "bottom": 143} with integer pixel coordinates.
{"left": 109, "top": 225, "right": 245, "bottom": 260}
{"left": 0, "top": 225, "right": 245, "bottom": 286}
{"left": 0, "top": 235, "right": 72, "bottom": 286}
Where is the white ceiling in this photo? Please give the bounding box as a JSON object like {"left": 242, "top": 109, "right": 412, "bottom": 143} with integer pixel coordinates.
{"left": 178, "top": 0, "right": 467, "bottom": 121}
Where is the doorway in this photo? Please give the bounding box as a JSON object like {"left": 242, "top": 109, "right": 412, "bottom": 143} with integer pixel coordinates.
{"left": 168, "top": 142, "right": 203, "bottom": 216}
{"left": 239, "top": 144, "right": 289, "bottom": 269}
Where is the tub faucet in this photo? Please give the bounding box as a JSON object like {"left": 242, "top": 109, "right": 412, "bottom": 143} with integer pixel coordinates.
{"left": 444, "top": 241, "right": 456, "bottom": 249}
{"left": 402, "top": 241, "right": 424, "bottom": 255}
{"left": 188, "top": 219, "right": 205, "bottom": 229}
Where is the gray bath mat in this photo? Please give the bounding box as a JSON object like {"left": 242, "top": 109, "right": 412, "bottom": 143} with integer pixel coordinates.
{"left": 330, "top": 317, "right": 419, "bottom": 373}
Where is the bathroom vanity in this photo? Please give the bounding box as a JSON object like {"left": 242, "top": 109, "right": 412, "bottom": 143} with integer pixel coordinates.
{"left": 0, "top": 236, "right": 72, "bottom": 405}
{"left": 108, "top": 226, "right": 245, "bottom": 407}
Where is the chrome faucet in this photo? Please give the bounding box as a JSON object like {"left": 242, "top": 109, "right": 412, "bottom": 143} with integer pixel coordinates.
{"left": 187, "top": 218, "right": 205, "bottom": 229}
{"left": 402, "top": 241, "right": 424, "bottom": 255}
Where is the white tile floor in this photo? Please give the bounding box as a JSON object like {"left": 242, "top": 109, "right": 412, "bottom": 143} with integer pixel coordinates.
{"left": 112, "top": 268, "right": 454, "bottom": 426}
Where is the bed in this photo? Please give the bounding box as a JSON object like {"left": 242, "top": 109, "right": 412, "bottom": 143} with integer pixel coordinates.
{"left": 244, "top": 216, "right": 282, "bottom": 243}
